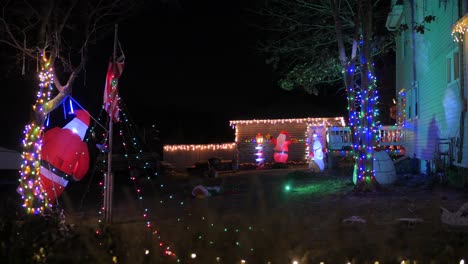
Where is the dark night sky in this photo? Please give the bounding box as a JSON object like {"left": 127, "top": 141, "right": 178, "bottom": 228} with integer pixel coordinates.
{"left": 1, "top": 1, "right": 353, "bottom": 151}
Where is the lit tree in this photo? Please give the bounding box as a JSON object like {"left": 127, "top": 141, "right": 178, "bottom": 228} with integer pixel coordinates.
{"left": 247, "top": 0, "right": 394, "bottom": 192}
{"left": 0, "top": 0, "right": 143, "bottom": 213}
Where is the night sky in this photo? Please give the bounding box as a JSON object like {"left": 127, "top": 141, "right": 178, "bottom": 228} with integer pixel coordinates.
{"left": 1, "top": 1, "right": 355, "bottom": 152}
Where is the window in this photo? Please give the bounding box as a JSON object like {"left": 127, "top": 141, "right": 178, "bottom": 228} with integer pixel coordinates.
{"left": 447, "top": 49, "right": 460, "bottom": 84}
{"left": 417, "top": 0, "right": 425, "bottom": 20}
{"left": 401, "top": 30, "right": 406, "bottom": 59}
{"left": 411, "top": 81, "right": 419, "bottom": 118}
{"left": 414, "top": 85, "right": 418, "bottom": 117}
{"left": 400, "top": 17, "right": 406, "bottom": 59}
{"left": 447, "top": 57, "right": 452, "bottom": 83}
{"left": 397, "top": 89, "right": 407, "bottom": 125}
{"left": 407, "top": 89, "right": 412, "bottom": 119}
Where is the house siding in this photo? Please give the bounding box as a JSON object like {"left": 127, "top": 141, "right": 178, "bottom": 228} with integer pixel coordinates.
{"left": 457, "top": 114, "right": 468, "bottom": 167}
{"left": 396, "top": 0, "right": 468, "bottom": 169}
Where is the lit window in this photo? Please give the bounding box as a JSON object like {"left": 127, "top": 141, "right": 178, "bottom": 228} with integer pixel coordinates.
{"left": 447, "top": 57, "right": 452, "bottom": 83}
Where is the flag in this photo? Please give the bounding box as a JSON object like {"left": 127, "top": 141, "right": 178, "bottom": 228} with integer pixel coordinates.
{"left": 103, "top": 55, "right": 124, "bottom": 123}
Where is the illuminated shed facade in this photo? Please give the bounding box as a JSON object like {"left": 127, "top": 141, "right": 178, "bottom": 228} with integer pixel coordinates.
{"left": 230, "top": 117, "right": 346, "bottom": 165}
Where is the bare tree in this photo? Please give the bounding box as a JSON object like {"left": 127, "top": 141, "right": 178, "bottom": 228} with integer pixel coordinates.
{"left": 0, "top": 0, "right": 143, "bottom": 212}
{"left": 0, "top": 0, "right": 143, "bottom": 113}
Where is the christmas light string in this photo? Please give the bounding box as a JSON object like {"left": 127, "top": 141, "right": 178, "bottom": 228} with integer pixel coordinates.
{"left": 85, "top": 102, "right": 271, "bottom": 262}
{"left": 18, "top": 54, "right": 54, "bottom": 214}
{"left": 90, "top": 99, "right": 179, "bottom": 260}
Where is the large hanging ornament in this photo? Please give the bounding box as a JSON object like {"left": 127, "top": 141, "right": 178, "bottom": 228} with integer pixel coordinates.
{"left": 40, "top": 109, "right": 90, "bottom": 204}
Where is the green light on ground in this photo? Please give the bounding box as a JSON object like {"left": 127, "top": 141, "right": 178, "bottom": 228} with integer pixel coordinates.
{"left": 284, "top": 184, "right": 291, "bottom": 191}
{"left": 292, "top": 179, "right": 350, "bottom": 196}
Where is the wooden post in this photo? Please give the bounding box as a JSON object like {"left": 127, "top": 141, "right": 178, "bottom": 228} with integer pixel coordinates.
{"left": 104, "top": 24, "right": 118, "bottom": 224}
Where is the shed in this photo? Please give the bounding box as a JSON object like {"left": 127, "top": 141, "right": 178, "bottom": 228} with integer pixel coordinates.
{"left": 0, "top": 146, "right": 21, "bottom": 170}
{"left": 163, "top": 143, "right": 237, "bottom": 171}
{"left": 230, "top": 117, "right": 346, "bottom": 165}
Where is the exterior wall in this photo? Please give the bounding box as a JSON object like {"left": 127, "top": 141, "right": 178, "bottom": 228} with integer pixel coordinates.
{"left": 396, "top": 1, "right": 467, "bottom": 168}
{"left": 456, "top": 12, "right": 468, "bottom": 168}
{"left": 236, "top": 123, "right": 308, "bottom": 164}
{"left": 459, "top": 110, "right": 468, "bottom": 168}
{"left": 163, "top": 143, "right": 237, "bottom": 171}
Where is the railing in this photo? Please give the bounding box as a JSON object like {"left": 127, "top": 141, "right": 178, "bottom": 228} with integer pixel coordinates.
{"left": 327, "top": 127, "right": 352, "bottom": 150}
{"left": 377, "top": 126, "right": 405, "bottom": 146}
{"left": 326, "top": 126, "right": 404, "bottom": 150}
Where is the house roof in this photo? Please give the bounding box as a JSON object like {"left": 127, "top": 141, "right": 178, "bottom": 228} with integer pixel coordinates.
{"left": 229, "top": 117, "right": 346, "bottom": 128}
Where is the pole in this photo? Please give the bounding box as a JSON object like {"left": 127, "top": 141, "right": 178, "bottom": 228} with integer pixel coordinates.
{"left": 105, "top": 24, "right": 118, "bottom": 224}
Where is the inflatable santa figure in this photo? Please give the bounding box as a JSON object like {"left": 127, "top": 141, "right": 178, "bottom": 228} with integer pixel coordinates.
{"left": 271, "top": 130, "right": 292, "bottom": 163}
{"left": 39, "top": 109, "right": 90, "bottom": 204}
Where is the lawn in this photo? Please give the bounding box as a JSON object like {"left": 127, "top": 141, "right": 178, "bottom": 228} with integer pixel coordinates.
{"left": 1, "top": 164, "right": 468, "bottom": 263}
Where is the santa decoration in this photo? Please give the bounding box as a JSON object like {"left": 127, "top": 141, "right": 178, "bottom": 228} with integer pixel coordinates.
{"left": 38, "top": 109, "right": 91, "bottom": 204}
{"left": 270, "top": 130, "right": 292, "bottom": 163}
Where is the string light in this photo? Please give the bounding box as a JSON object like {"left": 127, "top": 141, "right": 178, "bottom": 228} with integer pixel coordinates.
{"left": 343, "top": 35, "right": 384, "bottom": 187}
{"left": 18, "top": 53, "right": 54, "bottom": 214}
{"left": 452, "top": 14, "right": 468, "bottom": 42}
{"left": 90, "top": 99, "right": 179, "bottom": 261}
{"left": 164, "top": 143, "right": 236, "bottom": 152}
{"left": 230, "top": 117, "right": 346, "bottom": 128}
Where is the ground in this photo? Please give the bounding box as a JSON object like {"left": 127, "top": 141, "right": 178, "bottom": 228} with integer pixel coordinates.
{"left": 1, "top": 163, "right": 468, "bottom": 263}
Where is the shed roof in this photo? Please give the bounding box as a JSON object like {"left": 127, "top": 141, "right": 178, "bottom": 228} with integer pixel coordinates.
{"left": 229, "top": 117, "right": 346, "bottom": 128}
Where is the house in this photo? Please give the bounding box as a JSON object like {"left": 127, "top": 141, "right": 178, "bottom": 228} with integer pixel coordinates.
{"left": 388, "top": 0, "right": 468, "bottom": 172}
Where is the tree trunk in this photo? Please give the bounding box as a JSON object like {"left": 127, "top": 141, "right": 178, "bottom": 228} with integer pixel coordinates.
{"left": 332, "top": 0, "right": 380, "bottom": 192}
{"left": 354, "top": 0, "right": 380, "bottom": 192}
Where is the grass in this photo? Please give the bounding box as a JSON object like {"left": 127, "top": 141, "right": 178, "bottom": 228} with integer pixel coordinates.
{"left": 1, "top": 165, "right": 468, "bottom": 263}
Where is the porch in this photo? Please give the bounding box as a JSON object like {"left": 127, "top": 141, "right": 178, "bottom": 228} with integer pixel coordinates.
{"left": 326, "top": 125, "right": 405, "bottom": 169}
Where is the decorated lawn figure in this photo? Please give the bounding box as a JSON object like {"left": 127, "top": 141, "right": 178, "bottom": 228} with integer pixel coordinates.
{"left": 255, "top": 133, "right": 265, "bottom": 169}
{"left": 192, "top": 185, "right": 222, "bottom": 198}
{"left": 271, "top": 130, "right": 292, "bottom": 163}
{"left": 309, "top": 133, "right": 325, "bottom": 172}
{"left": 38, "top": 109, "right": 91, "bottom": 204}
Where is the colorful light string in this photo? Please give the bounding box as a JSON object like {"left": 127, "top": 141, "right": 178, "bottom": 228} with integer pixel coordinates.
{"left": 18, "top": 54, "right": 54, "bottom": 214}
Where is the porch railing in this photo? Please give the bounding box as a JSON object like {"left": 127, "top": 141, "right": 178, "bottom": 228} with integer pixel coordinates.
{"left": 326, "top": 126, "right": 404, "bottom": 150}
